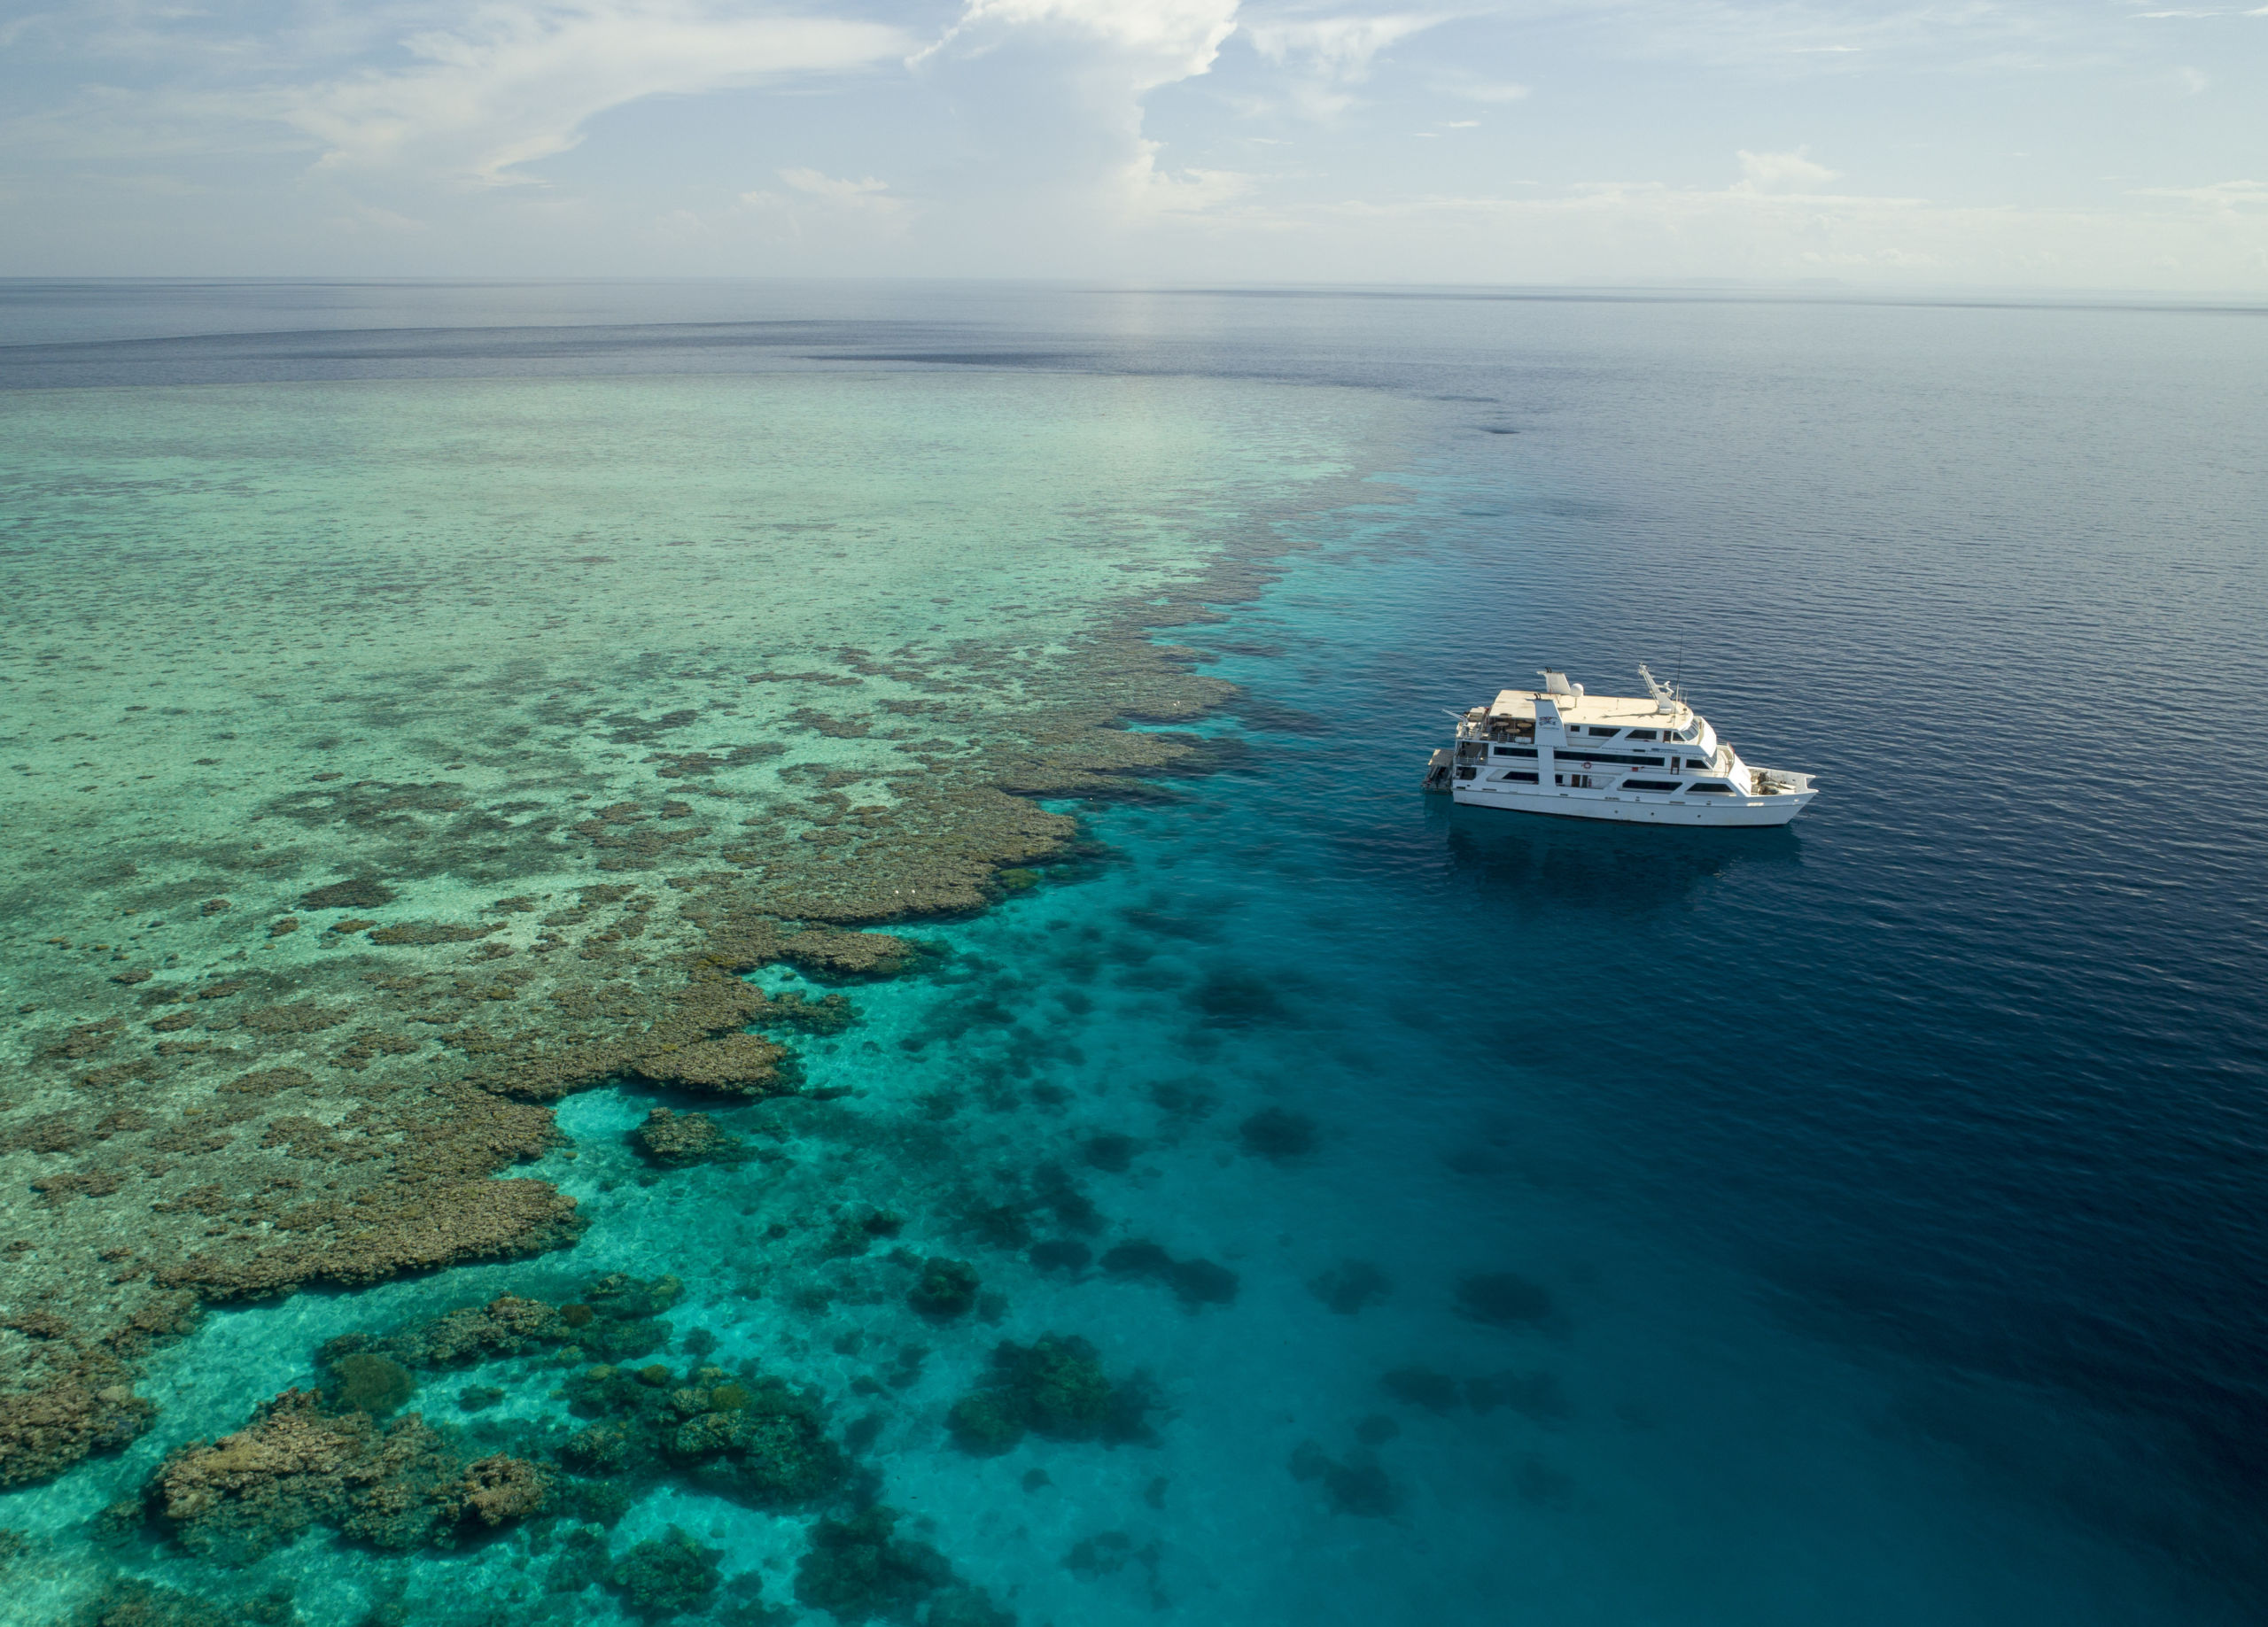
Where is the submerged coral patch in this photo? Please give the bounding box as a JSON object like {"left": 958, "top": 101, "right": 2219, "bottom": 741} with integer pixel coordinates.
{"left": 947, "top": 1334, "right": 1153, "bottom": 1455}
{"left": 1455, "top": 1271, "right": 1557, "bottom": 1329}
{"left": 1099, "top": 1240, "right": 1239, "bottom": 1310}
{"left": 298, "top": 879, "right": 397, "bottom": 911}
{"left": 1238, "top": 1107, "right": 1318, "bottom": 1162}
{"left": 326, "top": 1352, "right": 415, "bottom": 1418}
{"left": 150, "top": 1388, "right": 547, "bottom": 1562}
{"left": 632, "top": 1107, "right": 742, "bottom": 1167}
{"left": 794, "top": 1506, "right": 954, "bottom": 1624}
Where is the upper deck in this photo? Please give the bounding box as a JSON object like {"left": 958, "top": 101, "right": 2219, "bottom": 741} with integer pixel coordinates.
{"left": 1487, "top": 687, "right": 1692, "bottom": 732}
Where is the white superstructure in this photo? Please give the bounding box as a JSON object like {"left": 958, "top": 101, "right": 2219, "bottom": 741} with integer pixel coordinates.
{"left": 1422, "top": 667, "right": 1817, "bottom": 826}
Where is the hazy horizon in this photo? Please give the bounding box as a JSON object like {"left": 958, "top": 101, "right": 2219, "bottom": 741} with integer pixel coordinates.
{"left": 2, "top": 1, "right": 2264, "bottom": 294}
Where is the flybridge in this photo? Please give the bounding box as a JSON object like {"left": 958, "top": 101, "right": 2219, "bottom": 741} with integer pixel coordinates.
{"left": 1422, "top": 667, "right": 1818, "bottom": 827}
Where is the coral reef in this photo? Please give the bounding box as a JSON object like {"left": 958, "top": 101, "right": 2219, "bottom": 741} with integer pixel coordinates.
{"left": 627, "top": 1034, "right": 793, "bottom": 1099}
{"left": 71, "top": 1577, "right": 295, "bottom": 1627}
{"left": 1455, "top": 1271, "right": 1557, "bottom": 1329}
{"left": 563, "top": 1353, "right": 851, "bottom": 1512}
{"left": 793, "top": 1506, "right": 953, "bottom": 1624}
{"left": 327, "top": 1353, "right": 415, "bottom": 1418}
{"left": 907, "top": 1258, "right": 981, "bottom": 1321}
{"left": 149, "top": 1388, "right": 546, "bottom": 1563}
{"left": 0, "top": 373, "right": 1324, "bottom": 1531}
{"left": 1099, "top": 1241, "right": 1239, "bottom": 1310}
{"left": 299, "top": 879, "right": 396, "bottom": 911}
{"left": 0, "top": 1362, "right": 155, "bottom": 1489}
{"left": 633, "top": 1108, "right": 742, "bottom": 1167}
{"left": 1237, "top": 1108, "right": 1318, "bottom": 1162}
{"left": 609, "top": 1527, "right": 722, "bottom": 1620}
{"left": 947, "top": 1336, "right": 1153, "bottom": 1455}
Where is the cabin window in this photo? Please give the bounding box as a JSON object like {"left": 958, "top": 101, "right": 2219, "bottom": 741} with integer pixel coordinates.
{"left": 1544, "top": 749, "right": 1664, "bottom": 767}
{"left": 1494, "top": 771, "right": 1539, "bottom": 783}
{"left": 1687, "top": 782, "right": 1733, "bottom": 794}
{"left": 1587, "top": 726, "right": 1621, "bottom": 738}
{"left": 1621, "top": 779, "right": 1681, "bottom": 792}
{"left": 1490, "top": 745, "right": 1537, "bottom": 758}
{"left": 1627, "top": 729, "right": 1658, "bottom": 741}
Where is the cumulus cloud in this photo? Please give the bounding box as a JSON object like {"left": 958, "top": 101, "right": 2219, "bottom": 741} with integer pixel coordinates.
{"left": 913, "top": 0, "right": 1251, "bottom": 235}
{"left": 279, "top": 2, "right": 912, "bottom": 185}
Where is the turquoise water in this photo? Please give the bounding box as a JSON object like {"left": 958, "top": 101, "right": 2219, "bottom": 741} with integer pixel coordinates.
{"left": 2, "top": 283, "right": 2264, "bottom": 1624}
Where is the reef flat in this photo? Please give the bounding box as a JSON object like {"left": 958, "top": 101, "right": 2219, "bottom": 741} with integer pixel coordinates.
{"left": 0, "top": 364, "right": 1410, "bottom": 1616}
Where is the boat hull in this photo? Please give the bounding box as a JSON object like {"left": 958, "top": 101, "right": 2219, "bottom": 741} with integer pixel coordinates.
{"left": 1450, "top": 779, "right": 1814, "bottom": 826}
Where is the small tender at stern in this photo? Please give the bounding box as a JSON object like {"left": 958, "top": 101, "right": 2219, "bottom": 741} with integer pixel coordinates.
{"left": 1423, "top": 666, "right": 1818, "bottom": 827}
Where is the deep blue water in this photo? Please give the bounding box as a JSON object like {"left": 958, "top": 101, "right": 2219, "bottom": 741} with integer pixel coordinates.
{"left": 4, "top": 280, "right": 2266, "bottom": 1623}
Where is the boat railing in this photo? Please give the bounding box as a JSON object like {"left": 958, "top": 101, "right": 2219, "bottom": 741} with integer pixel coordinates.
{"left": 1749, "top": 769, "right": 1814, "bottom": 795}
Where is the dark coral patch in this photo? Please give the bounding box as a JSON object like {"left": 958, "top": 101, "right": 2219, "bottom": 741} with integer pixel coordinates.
{"left": 1238, "top": 1107, "right": 1317, "bottom": 1162}
{"left": 795, "top": 1506, "right": 953, "bottom": 1624}
{"left": 299, "top": 879, "right": 396, "bottom": 911}
{"left": 908, "top": 1258, "right": 981, "bottom": 1321}
{"left": 1456, "top": 1272, "right": 1556, "bottom": 1329}
{"left": 946, "top": 1335, "right": 1153, "bottom": 1456}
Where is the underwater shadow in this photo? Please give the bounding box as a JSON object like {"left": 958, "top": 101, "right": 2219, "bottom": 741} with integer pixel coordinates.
{"left": 1435, "top": 800, "right": 1803, "bottom": 917}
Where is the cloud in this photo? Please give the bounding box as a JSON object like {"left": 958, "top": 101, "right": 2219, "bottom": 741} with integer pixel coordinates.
{"left": 1441, "top": 76, "right": 1529, "bottom": 103}
{"left": 278, "top": 2, "right": 913, "bottom": 185}
{"left": 919, "top": 0, "right": 1241, "bottom": 90}
{"left": 1245, "top": 12, "right": 1445, "bottom": 80}
{"left": 1241, "top": 10, "right": 1451, "bottom": 120}
{"left": 1123, "top": 139, "right": 1254, "bottom": 213}
{"left": 776, "top": 166, "right": 905, "bottom": 218}
{"left": 1734, "top": 146, "right": 1840, "bottom": 193}
{"left": 2133, "top": 179, "right": 2267, "bottom": 209}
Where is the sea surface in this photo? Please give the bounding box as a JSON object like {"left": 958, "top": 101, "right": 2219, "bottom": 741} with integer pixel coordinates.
{"left": 2, "top": 279, "right": 2265, "bottom": 1625}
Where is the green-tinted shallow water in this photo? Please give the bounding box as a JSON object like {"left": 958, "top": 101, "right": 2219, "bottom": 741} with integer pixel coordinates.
{"left": 0, "top": 356, "right": 1418, "bottom": 1623}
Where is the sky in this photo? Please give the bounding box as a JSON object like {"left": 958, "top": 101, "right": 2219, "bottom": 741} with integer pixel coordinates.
{"left": 0, "top": 0, "right": 2264, "bottom": 290}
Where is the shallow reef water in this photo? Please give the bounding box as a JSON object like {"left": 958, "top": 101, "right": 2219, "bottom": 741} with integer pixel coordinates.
{"left": 2, "top": 282, "right": 2265, "bottom": 1626}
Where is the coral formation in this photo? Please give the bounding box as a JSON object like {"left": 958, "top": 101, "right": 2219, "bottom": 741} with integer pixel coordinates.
{"left": 609, "top": 1527, "right": 722, "bottom": 1619}
{"left": 326, "top": 1353, "right": 415, "bottom": 1418}
{"left": 0, "top": 1364, "right": 156, "bottom": 1490}
{"left": 908, "top": 1258, "right": 981, "bottom": 1321}
{"left": 150, "top": 1388, "right": 548, "bottom": 1562}
{"left": 1237, "top": 1108, "right": 1318, "bottom": 1162}
{"left": 627, "top": 1034, "right": 793, "bottom": 1098}
{"left": 1455, "top": 1272, "right": 1556, "bottom": 1329}
{"left": 299, "top": 880, "right": 396, "bottom": 911}
{"left": 71, "top": 1577, "right": 295, "bottom": 1627}
{"left": 793, "top": 1506, "right": 953, "bottom": 1624}
{"left": 633, "top": 1108, "right": 742, "bottom": 1167}
{"left": 947, "top": 1335, "right": 1152, "bottom": 1456}
{"left": 1099, "top": 1241, "right": 1239, "bottom": 1310}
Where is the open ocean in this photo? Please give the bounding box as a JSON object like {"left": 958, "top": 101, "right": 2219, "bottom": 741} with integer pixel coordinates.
{"left": 1, "top": 280, "right": 2264, "bottom": 1625}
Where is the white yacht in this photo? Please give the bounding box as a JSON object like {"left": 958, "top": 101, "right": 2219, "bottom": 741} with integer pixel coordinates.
{"left": 1423, "top": 667, "right": 1817, "bottom": 826}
